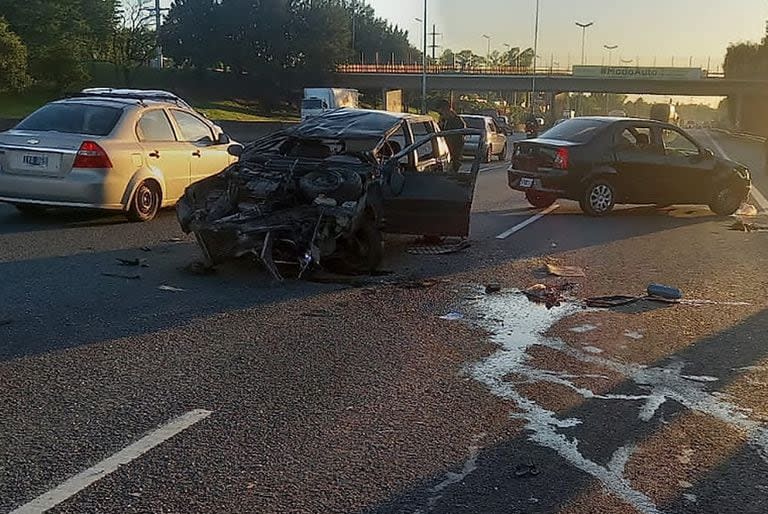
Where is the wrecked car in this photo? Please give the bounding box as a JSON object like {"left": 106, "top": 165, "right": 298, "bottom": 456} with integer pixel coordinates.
{"left": 176, "top": 109, "right": 485, "bottom": 279}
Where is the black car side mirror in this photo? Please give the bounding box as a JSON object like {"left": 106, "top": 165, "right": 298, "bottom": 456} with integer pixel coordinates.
{"left": 218, "top": 133, "right": 231, "bottom": 145}
{"left": 227, "top": 144, "right": 244, "bottom": 157}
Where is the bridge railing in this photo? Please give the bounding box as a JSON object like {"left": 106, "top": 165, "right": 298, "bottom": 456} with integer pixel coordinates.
{"left": 335, "top": 63, "right": 726, "bottom": 79}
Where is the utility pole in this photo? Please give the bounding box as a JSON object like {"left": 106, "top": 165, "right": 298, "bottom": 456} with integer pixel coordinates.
{"left": 531, "top": 0, "right": 539, "bottom": 115}
{"left": 429, "top": 24, "right": 441, "bottom": 61}
{"left": 421, "top": 0, "right": 427, "bottom": 114}
{"left": 482, "top": 34, "right": 491, "bottom": 66}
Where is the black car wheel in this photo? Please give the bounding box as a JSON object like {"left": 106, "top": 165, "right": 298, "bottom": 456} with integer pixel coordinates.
{"left": 525, "top": 191, "right": 558, "bottom": 209}
{"left": 336, "top": 219, "right": 383, "bottom": 273}
{"left": 581, "top": 180, "right": 616, "bottom": 216}
{"left": 709, "top": 183, "right": 747, "bottom": 216}
{"left": 127, "top": 180, "right": 161, "bottom": 222}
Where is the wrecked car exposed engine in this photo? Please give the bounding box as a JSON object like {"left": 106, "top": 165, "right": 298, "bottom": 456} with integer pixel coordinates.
{"left": 177, "top": 109, "right": 484, "bottom": 279}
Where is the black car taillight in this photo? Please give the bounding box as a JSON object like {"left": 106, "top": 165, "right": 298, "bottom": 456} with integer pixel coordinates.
{"left": 553, "top": 148, "right": 569, "bottom": 170}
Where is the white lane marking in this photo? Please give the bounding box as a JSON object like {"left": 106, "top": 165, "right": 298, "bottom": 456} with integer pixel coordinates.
{"left": 702, "top": 130, "right": 768, "bottom": 211}
{"left": 496, "top": 204, "right": 560, "bottom": 240}
{"left": 12, "top": 409, "right": 213, "bottom": 514}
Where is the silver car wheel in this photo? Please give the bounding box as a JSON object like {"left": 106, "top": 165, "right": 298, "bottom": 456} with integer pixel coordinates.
{"left": 590, "top": 184, "right": 613, "bottom": 212}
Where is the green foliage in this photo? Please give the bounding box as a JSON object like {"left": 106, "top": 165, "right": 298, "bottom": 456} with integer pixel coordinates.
{"left": 0, "top": 17, "right": 30, "bottom": 91}
{"left": 723, "top": 41, "right": 768, "bottom": 133}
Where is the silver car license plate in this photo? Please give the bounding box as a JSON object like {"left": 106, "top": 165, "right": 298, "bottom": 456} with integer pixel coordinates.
{"left": 519, "top": 177, "right": 534, "bottom": 188}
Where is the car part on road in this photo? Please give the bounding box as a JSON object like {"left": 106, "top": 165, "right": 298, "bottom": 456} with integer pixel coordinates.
{"left": 101, "top": 272, "right": 142, "bottom": 280}
{"left": 729, "top": 219, "right": 768, "bottom": 232}
{"left": 735, "top": 203, "right": 759, "bottom": 216}
{"left": 524, "top": 283, "right": 576, "bottom": 309}
{"left": 525, "top": 191, "right": 558, "bottom": 209}
{"left": 407, "top": 238, "right": 471, "bottom": 256}
{"left": 647, "top": 284, "right": 683, "bottom": 300}
{"left": 117, "top": 258, "right": 149, "bottom": 267}
{"left": 581, "top": 180, "right": 616, "bottom": 216}
{"left": 546, "top": 264, "right": 586, "bottom": 278}
{"left": 440, "top": 311, "right": 465, "bottom": 321}
{"left": 158, "top": 285, "right": 186, "bottom": 292}
{"left": 485, "top": 283, "right": 502, "bottom": 294}
{"left": 585, "top": 295, "right": 642, "bottom": 308}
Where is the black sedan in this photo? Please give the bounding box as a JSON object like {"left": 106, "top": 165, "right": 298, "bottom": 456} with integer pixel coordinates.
{"left": 507, "top": 117, "right": 751, "bottom": 216}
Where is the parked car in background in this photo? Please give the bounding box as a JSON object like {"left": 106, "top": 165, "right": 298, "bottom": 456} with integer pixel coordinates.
{"left": 0, "top": 89, "right": 240, "bottom": 221}
{"left": 301, "top": 88, "right": 359, "bottom": 120}
{"left": 507, "top": 117, "right": 750, "bottom": 216}
{"left": 479, "top": 109, "right": 512, "bottom": 135}
{"left": 177, "top": 109, "right": 485, "bottom": 278}
{"left": 461, "top": 115, "right": 508, "bottom": 162}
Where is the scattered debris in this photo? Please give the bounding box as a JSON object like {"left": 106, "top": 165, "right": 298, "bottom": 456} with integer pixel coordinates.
{"left": 570, "top": 324, "right": 599, "bottom": 334}
{"left": 485, "top": 283, "right": 502, "bottom": 294}
{"left": 585, "top": 295, "right": 641, "bottom": 308}
{"left": 117, "top": 258, "right": 149, "bottom": 268}
{"left": 546, "top": 264, "right": 586, "bottom": 278}
{"left": 677, "top": 447, "right": 695, "bottom": 465}
{"left": 514, "top": 461, "right": 541, "bottom": 478}
{"left": 682, "top": 494, "right": 698, "bottom": 504}
{"left": 140, "top": 246, "right": 152, "bottom": 252}
{"left": 583, "top": 346, "right": 604, "bottom": 354}
{"left": 440, "top": 312, "right": 465, "bottom": 321}
{"left": 101, "top": 272, "right": 141, "bottom": 280}
{"left": 735, "top": 203, "right": 759, "bottom": 216}
{"left": 624, "top": 330, "right": 644, "bottom": 340}
{"left": 682, "top": 375, "right": 720, "bottom": 383}
{"left": 408, "top": 239, "right": 471, "bottom": 255}
{"left": 0, "top": 319, "right": 13, "bottom": 327}
{"left": 164, "top": 237, "right": 184, "bottom": 243}
{"left": 524, "top": 283, "right": 576, "bottom": 309}
{"left": 398, "top": 279, "right": 439, "bottom": 290}
{"left": 302, "top": 309, "right": 336, "bottom": 318}
{"left": 158, "top": 285, "right": 186, "bottom": 292}
{"left": 184, "top": 261, "right": 217, "bottom": 276}
{"left": 730, "top": 219, "right": 768, "bottom": 232}
{"left": 678, "top": 480, "right": 694, "bottom": 489}
{"left": 647, "top": 284, "right": 683, "bottom": 300}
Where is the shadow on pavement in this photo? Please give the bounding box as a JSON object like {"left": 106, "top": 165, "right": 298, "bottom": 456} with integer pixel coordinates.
{"left": 357, "top": 307, "right": 768, "bottom": 514}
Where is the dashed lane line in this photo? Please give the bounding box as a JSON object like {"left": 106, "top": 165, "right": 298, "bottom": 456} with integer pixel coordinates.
{"left": 496, "top": 203, "right": 560, "bottom": 240}
{"left": 11, "top": 409, "right": 213, "bottom": 514}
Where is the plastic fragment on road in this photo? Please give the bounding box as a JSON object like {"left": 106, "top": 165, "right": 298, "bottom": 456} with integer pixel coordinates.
{"left": 101, "top": 272, "right": 141, "bottom": 280}
{"left": 117, "top": 258, "right": 149, "bottom": 268}
{"left": 546, "top": 264, "right": 586, "bottom": 278}
{"left": 735, "top": 203, "right": 759, "bottom": 216}
{"left": 514, "top": 462, "right": 541, "bottom": 478}
{"left": 729, "top": 219, "right": 768, "bottom": 232}
{"left": 623, "top": 330, "right": 644, "bottom": 340}
{"left": 585, "top": 295, "right": 641, "bottom": 308}
{"left": 407, "top": 238, "right": 471, "bottom": 255}
{"left": 524, "top": 283, "right": 576, "bottom": 309}
{"left": 440, "top": 312, "right": 465, "bottom": 321}
{"left": 397, "top": 279, "right": 439, "bottom": 290}
{"left": 647, "top": 284, "right": 683, "bottom": 300}
{"left": 485, "top": 283, "right": 502, "bottom": 294}
{"left": 158, "top": 285, "right": 186, "bottom": 292}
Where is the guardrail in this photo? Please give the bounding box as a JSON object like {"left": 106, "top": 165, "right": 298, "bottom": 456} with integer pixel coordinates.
{"left": 335, "top": 64, "right": 726, "bottom": 79}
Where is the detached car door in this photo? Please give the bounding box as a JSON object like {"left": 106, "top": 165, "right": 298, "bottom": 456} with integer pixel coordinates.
{"left": 169, "top": 109, "right": 231, "bottom": 186}
{"left": 381, "top": 129, "right": 480, "bottom": 237}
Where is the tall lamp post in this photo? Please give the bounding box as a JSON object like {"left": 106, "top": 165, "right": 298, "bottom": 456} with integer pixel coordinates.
{"left": 421, "top": 0, "right": 428, "bottom": 114}
{"left": 575, "top": 21, "right": 594, "bottom": 65}
{"left": 604, "top": 44, "right": 618, "bottom": 66}
{"left": 531, "top": 0, "right": 540, "bottom": 115}
{"left": 482, "top": 34, "right": 491, "bottom": 66}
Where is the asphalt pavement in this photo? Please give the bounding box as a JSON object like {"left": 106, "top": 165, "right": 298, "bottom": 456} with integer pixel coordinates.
{"left": 3, "top": 131, "right": 768, "bottom": 514}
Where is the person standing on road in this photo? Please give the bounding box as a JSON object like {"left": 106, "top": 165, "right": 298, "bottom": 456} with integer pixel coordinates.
{"left": 436, "top": 99, "right": 466, "bottom": 172}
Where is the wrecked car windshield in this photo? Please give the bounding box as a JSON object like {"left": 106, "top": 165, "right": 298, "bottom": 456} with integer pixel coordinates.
{"left": 6, "top": 2, "right": 768, "bottom": 513}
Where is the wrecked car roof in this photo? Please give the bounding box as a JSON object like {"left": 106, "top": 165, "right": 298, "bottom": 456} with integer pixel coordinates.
{"left": 289, "top": 108, "right": 432, "bottom": 140}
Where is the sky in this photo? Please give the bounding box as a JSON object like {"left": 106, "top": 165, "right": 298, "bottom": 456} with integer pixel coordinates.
{"left": 368, "top": 0, "right": 767, "bottom": 71}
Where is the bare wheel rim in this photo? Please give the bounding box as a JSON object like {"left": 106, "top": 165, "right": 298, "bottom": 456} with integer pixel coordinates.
{"left": 137, "top": 184, "right": 157, "bottom": 215}
{"left": 589, "top": 184, "right": 613, "bottom": 212}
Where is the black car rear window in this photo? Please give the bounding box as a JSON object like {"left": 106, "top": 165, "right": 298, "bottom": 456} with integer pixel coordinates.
{"left": 16, "top": 103, "right": 123, "bottom": 136}
{"left": 462, "top": 117, "right": 485, "bottom": 129}
{"left": 540, "top": 119, "right": 608, "bottom": 143}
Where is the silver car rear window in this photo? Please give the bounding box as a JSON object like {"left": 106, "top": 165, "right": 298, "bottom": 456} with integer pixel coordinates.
{"left": 462, "top": 117, "right": 485, "bottom": 130}
{"left": 16, "top": 103, "right": 123, "bottom": 136}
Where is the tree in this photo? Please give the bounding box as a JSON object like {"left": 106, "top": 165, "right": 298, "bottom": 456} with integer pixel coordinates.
{"left": 108, "top": 1, "right": 157, "bottom": 84}
{"left": 0, "top": 17, "right": 29, "bottom": 91}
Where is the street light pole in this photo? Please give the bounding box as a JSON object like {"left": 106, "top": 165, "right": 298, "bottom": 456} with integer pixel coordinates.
{"left": 482, "top": 34, "right": 491, "bottom": 66}
{"left": 421, "top": 0, "right": 428, "bottom": 114}
{"left": 575, "top": 21, "right": 594, "bottom": 65}
{"left": 531, "top": 0, "right": 540, "bottom": 115}
{"left": 604, "top": 44, "right": 618, "bottom": 66}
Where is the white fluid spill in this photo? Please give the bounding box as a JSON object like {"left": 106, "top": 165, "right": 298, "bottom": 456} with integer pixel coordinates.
{"left": 571, "top": 324, "right": 599, "bottom": 334}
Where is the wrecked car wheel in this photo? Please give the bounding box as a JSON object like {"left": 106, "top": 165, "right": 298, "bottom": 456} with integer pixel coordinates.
{"left": 525, "top": 191, "right": 557, "bottom": 209}
{"left": 709, "top": 184, "right": 747, "bottom": 216}
{"left": 300, "top": 169, "right": 363, "bottom": 203}
{"left": 331, "top": 220, "right": 383, "bottom": 274}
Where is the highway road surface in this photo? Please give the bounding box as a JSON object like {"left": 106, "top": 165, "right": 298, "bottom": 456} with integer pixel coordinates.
{"left": 2, "top": 130, "right": 768, "bottom": 514}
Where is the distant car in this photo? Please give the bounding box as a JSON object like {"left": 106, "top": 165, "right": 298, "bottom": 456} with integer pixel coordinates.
{"left": 479, "top": 110, "right": 512, "bottom": 135}
{"left": 461, "top": 115, "right": 508, "bottom": 162}
{"left": 507, "top": 117, "right": 751, "bottom": 216}
{"left": 0, "top": 89, "right": 240, "bottom": 221}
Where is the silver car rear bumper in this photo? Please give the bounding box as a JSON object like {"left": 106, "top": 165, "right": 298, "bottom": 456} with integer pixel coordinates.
{"left": 0, "top": 169, "right": 127, "bottom": 210}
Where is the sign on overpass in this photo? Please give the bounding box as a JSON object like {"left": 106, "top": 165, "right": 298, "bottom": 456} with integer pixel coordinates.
{"left": 572, "top": 65, "right": 706, "bottom": 81}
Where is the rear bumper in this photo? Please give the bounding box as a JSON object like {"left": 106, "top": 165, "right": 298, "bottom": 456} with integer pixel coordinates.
{"left": 507, "top": 167, "right": 569, "bottom": 196}
{"left": 0, "top": 169, "right": 127, "bottom": 210}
